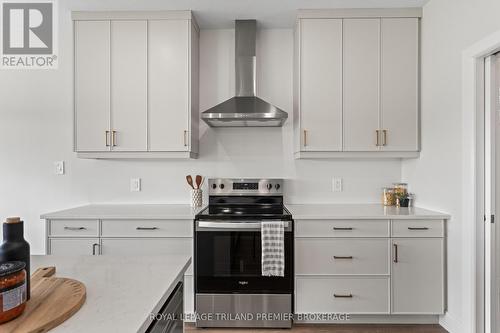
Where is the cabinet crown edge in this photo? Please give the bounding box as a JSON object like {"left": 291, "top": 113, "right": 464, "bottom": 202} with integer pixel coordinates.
{"left": 297, "top": 8, "right": 422, "bottom": 19}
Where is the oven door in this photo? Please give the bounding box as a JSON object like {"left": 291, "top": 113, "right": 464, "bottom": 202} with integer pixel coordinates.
{"left": 195, "top": 220, "right": 293, "bottom": 294}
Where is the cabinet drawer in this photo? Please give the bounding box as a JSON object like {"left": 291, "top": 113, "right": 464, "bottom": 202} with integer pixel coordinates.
{"left": 101, "top": 219, "right": 192, "bottom": 237}
{"left": 49, "top": 238, "right": 99, "bottom": 255}
{"left": 101, "top": 238, "right": 191, "bottom": 255}
{"left": 296, "top": 277, "right": 389, "bottom": 314}
{"left": 295, "top": 220, "right": 389, "bottom": 237}
{"left": 391, "top": 220, "right": 444, "bottom": 237}
{"left": 49, "top": 220, "right": 99, "bottom": 237}
{"left": 295, "top": 238, "right": 389, "bottom": 275}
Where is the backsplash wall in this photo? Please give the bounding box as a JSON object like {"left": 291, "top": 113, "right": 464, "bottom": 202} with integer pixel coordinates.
{"left": 0, "top": 2, "right": 402, "bottom": 253}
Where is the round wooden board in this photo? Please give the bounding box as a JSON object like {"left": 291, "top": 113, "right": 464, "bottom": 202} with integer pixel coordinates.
{"left": 1, "top": 267, "right": 86, "bottom": 333}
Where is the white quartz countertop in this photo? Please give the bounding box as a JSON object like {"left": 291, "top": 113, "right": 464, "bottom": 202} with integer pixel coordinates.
{"left": 286, "top": 204, "right": 450, "bottom": 220}
{"left": 41, "top": 203, "right": 450, "bottom": 220}
{"left": 41, "top": 204, "right": 201, "bottom": 220}
{"left": 28, "top": 255, "right": 191, "bottom": 333}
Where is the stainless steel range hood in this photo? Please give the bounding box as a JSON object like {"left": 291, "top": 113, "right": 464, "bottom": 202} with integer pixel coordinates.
{"left": 201, "top": 20, "right": 288, "bottom": 127}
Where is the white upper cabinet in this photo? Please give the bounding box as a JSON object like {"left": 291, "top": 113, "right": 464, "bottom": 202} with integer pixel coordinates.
{"left": 298, "top": 19, "right": 343, "bottom": 152}
{"left": 73, "top": 11, "right": 199, "bottom": 159}
{"left": 294, "top": 9, "right": 421, "bottom": 158}
{"left": 148, "top": 20, "right": 189, "bottom": 151}
{"left": 110, "top": 21, "right": 148, "bottom": 152}
{"left": 380, "top": 18, "right": 419, "bottom": 151}
{"left": 343, "top": 19, "right": 380, "bottom": 151}
{"left": 74, "top": 21, "right": 110, "bottom": 152}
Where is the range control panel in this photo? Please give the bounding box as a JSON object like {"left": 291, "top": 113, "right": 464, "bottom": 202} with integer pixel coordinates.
{"left": 208, "top": 178, "right": 284, "bottom": 196}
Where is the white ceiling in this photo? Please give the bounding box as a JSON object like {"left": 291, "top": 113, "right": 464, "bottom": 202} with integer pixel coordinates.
{"left": 71, "top": 0, "right": 429, "bottom": 28}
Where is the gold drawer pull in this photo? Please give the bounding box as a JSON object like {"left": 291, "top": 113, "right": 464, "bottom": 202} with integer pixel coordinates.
{"left": 334, "top": 293, "right": 353, "bottom": 298}
{"left": 333, "top": 256, "right": 353, "bottom": 260}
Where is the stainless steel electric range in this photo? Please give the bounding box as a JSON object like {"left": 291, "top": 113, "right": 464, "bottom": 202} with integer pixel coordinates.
{"left": 194, "top": 178, "right": 294, "bottom": 328}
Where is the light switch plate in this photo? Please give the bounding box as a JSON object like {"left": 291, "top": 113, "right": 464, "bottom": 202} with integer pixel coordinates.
{"left": 54, "top": 161, "right": 64, "bottom": 175}
{"left": 332, "top": 177, "right": 343, "bottom": 192}
{"left": 130, "top": 178, "right": 141, "bottom": 192}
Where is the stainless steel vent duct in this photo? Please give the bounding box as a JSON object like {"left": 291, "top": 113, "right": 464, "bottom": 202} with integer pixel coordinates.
{"left": 201, "top": 20, "right": 288, "bottom": 127}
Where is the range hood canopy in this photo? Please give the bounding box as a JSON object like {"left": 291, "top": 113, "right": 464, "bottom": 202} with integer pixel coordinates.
{"left": 201, "top": 20, "right": 288, "bottom": 127}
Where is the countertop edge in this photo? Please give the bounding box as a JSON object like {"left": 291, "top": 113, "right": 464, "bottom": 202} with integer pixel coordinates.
{"left": 138, "top": 257, "right": 192, "bottom": 333}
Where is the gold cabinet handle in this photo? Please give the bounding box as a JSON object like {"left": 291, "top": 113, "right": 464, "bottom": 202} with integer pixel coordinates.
{"left": 376, "top": 130, "right": 380, "bottom": 146}
{"left": 383, "top": 130, "right": 387, "bottom": 146}
{"left": 105, "top": 131, "right": 110, "bottom": 147}
{"left": 303, "top": 129, "right": 308, "bottom": 147}
{"left": 183, "top": 130, "right": 188, "bottom": 147}
{"left": 111, "top": 130, "right": 117, "bottom": 147}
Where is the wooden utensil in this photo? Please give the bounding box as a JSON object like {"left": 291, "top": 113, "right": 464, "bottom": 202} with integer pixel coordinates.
{"left": 186, "top": 175, "right": 195, "bottom": 189}
{"left": 1, "top": 266, "right": 86, "bottom": 333}
{"left": 195, "top": 175, "right": 202, "bottom": 189}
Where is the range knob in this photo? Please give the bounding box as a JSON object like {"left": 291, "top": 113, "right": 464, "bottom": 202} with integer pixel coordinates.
{"left": 219, "top": 183, "right": 225, "bottom": 189}
{"left": 275, "top": 184, "right": 281, "bottom": 190}
{"left": 266, "top": 183, "right": 273, "bottom": 190}
{"left": 212, "top": 183, "right": 217, "bottom": 189}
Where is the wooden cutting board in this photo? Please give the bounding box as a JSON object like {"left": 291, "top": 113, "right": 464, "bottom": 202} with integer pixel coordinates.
{"left": 1, "top": 266, "right": 86, "bottom": 333}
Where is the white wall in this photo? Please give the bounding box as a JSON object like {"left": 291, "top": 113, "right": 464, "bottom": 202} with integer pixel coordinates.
{"left": 402, "top": 0, "right": 500, "bottom": 332}
{"left": 0, "top": 1, "right": 402, "bottom": 255}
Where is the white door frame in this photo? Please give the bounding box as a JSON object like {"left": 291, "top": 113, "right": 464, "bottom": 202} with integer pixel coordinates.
{"left": 484, "top": 54, "right": 498, "bottom": 333}
{"left": 462, "top": 30, "right": 500, "bottom": 333}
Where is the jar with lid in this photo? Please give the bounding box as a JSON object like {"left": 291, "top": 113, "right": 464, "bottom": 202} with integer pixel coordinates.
{"left": 0, "top": 261, "right": 27, "bottom": 324}
{"left": 393, "top": 183, "right": 408, "bottom": 197}
{"left": 382, "top": 187, "right": 396, "bottom": 206}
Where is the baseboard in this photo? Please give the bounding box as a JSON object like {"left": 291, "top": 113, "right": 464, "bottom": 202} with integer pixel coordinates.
{"left": 439, "top": 313, "right": 464, "bottom": 333}
{"left": 294, "top": 314, "right": 440, "bottom": 324}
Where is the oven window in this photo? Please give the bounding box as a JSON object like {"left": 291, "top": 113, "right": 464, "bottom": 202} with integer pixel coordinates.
{"left": 195, "top": 230, "right": 293, "bottom": 293}
{"left": 198, "top": 231, "right": 262, "bottom": 277}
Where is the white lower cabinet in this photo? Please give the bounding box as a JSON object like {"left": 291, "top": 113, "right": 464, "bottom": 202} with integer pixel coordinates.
{"left": 296, "top": 238, "right": 389, "bottom": 275}
{"left": 49, "top": 238, "right": 100, "bottom": 255}
{"left": 391, "top": 238, "right": 444, "bottom": 314}
{"left": 100, "top": 238, "right": 191, "bottom": 255}
{"left": 296, "top": 277, "right": 390, "bottom": 314}
{"left": 295, "top": 219, "right": 446, "bottom": 319}
{"left": 46, "top": 219, "right": 194, "bottom": 318}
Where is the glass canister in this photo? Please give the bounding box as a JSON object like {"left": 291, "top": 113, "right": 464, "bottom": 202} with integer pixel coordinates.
{"left": 393, "top": 183, "right": 408, "bottom": 197}
{"left": 382, "top": 187, "right": 396, "bottom": 206}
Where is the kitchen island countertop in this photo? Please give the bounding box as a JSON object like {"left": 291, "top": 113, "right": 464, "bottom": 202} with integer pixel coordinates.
{"left": 286, "top": 204, "right": 450, "bottom": 220}
{"left": 27, "top": 255, "right": 191, "bottom": 333}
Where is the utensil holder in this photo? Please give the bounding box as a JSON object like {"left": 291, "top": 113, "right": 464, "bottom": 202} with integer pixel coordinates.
{"left": 191, "top": 189, "right": 203, "bottom": 208}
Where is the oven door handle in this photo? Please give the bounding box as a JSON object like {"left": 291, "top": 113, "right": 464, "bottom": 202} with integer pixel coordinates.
{"left": 197, "top": 221, "right": 290, "bottom": 229}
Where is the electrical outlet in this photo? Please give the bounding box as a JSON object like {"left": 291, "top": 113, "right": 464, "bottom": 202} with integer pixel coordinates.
{"left": 332, "top": 177, "right": 343, "bottom": 192}
{"left": 130, "top": 178, "right": 141, "bottom": 192}
{"left": 54, "top": 161, "right": 64, "bottom": 175}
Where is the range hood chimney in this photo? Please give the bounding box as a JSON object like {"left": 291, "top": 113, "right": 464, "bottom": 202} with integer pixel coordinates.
{"left": 201, "top": 20, "right": 288, "bottom": 127}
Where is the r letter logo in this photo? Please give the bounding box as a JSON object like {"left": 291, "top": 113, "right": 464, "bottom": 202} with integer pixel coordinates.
{"left": 1, "top": 0, "right": 58, "bottom": 69}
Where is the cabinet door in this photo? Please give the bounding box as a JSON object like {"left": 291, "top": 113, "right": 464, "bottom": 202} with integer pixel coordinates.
{"left": 380, "top": 18, "right": 419, "bottom": 151}
{"left": 148, "top": 20, "right": 190, "bottom": 151}
{"left": 299, "top": 19, "right": 343, "bottom": 151}
{"left": 391, "top": 238, "right": 444, "bottom": 314}
{"left": 49, "top": 238, "right": 100, "bottom": 255}
{"left": 343, "top": 19, "right": 380, "bottom": 151}
{"left": 110, "top": 21, "right": 148, "bottom": 151}
{"left": 75, "top": 21, "right": 110, "bottom": 152}
{"left": 101, "top": 238, "right": 191, "bottom": 255}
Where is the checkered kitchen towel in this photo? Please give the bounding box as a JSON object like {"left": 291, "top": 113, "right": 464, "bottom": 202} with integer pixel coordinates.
{"left": 261, "top": 220, "right": 285, "bottom": 277}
